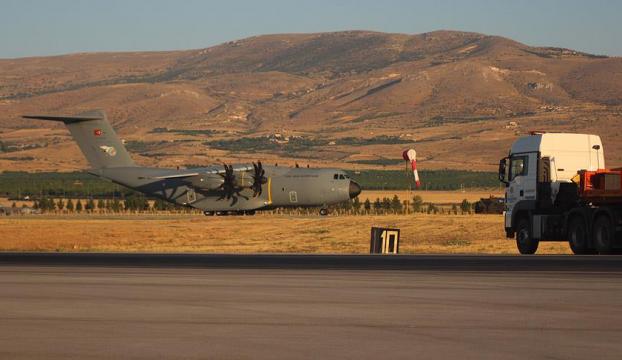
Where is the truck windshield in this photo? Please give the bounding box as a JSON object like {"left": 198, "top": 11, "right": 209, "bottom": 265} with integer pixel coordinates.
{"left": 509, "top": 156, "right": 528, "bottom": 181}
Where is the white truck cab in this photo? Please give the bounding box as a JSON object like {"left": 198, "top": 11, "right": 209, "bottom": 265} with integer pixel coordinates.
{"left": 499, "top": 133, "right": 605, "bottom": 254}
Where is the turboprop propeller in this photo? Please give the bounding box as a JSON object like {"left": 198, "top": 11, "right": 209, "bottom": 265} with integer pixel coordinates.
{"left": 251, "top": 161, "right": 268, "bottom": 197}
{"left": 217, "top": 164, "right": 247, "bottom": 205}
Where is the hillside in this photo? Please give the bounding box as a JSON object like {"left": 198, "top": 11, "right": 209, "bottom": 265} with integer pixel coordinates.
{"left": 1, "top": 30, "right": 622, "bottom": 172}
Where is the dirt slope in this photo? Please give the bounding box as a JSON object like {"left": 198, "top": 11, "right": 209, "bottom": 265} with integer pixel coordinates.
{"left": 1, "top": 30, "right": 621, "bottom": 172}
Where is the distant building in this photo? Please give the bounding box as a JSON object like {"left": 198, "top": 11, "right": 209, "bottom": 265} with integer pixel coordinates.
{"left": 0, "top": 206, "right": 40, "bottom": 216}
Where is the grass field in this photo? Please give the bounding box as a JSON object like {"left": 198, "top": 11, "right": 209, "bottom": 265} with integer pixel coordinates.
{"left": 0, "top": 190, "right": 570, "bottom": 255}
{"left": 0, "top": 213, "right": 571, "bottom": 254}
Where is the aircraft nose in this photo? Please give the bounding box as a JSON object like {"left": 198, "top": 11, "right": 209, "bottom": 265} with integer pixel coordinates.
{"left": 349, "top": 180, "right": 362, "bottom": 199}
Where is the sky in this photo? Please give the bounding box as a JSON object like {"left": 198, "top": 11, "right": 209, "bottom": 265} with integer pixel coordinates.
{"left": 1, "top": 0, "right": 621, "bottom": 59}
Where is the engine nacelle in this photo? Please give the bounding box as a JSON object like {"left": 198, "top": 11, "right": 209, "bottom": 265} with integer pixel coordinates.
{"left": 188, "top": 172, "right": 253, "bottom": 191}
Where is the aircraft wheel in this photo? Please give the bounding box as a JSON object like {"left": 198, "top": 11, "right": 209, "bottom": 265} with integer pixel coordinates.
{"left": 203, "top": 211, "right": 215, "bottom": 216}
{"left": 244, "top": 210, "right": 256, "bottom": 216}
{"left": 568, "top": 217, "right": 595, "bottom": 255}
{"left": 594, "top": 215, "right": 615, "bottom": 254}
{"left": 516, "top": 218, "right": 538, "bottom": 255}
{"left": 216, "top": 211, "right": 229, "bottom": 216}
{"left": 319, "top": 208, "right": 329, "bottom": 216}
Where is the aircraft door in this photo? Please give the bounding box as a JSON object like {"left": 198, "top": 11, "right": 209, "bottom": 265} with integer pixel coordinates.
{"left": 186, "top": 188, "right": 197, "bottom": 204}
{"left": 330, "top": 173, "right": 339, "bottom": 192}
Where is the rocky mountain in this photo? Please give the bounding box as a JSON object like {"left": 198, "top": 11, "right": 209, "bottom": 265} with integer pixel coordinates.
{"left": 1, "top": 30, "right": 621, "bottom": 172}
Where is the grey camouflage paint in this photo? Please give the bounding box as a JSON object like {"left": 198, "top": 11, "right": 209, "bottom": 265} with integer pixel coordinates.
{"left": 23, "top": 110, "right": 361, "bottom": 213}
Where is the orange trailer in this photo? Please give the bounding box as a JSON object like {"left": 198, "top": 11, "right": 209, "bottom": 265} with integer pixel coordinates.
{"left": 578, "top": 169, "right": 622, "bottom": 204}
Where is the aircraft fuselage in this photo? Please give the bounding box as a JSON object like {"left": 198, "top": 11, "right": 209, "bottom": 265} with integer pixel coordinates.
{"left": 93, "top": 165, "right": 361, "bottom": 212}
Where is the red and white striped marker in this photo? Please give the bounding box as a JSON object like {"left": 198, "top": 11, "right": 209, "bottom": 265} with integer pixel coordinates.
{"left": 402, "top": 148, "right": 421, "bottom": 188}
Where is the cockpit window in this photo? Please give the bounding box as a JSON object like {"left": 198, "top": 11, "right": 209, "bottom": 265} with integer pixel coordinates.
{"left": 509, "top": 156, "right": 528, "bottom": 181}
{"left": 339, "top": 174, "right": 345, "bottom": 180}
{"left": 334, "top": 174, "right": 339, "bottom": 179}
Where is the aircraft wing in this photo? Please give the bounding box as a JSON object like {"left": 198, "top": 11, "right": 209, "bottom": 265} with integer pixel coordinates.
{"left": 149, "top": 165, "right": 254, "bottom": 180}
{"left": 151, "top": 172, "right": 201, "bottom": 180}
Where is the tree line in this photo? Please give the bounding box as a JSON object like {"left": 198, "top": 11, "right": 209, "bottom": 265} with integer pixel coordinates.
{"left": 272, "top": 195, "right": 476, "bottom": 216}
{"left": 345, "top": 170, "right": 499, "bottom": 190}
{"left": 24, "top": 194, "right": 477, "bottom": 216}
{"left": 32, "top": 194, "right": 188, "bottom": 213}
{"left": 329, "top": 195, "right": 474, "bottom": 215}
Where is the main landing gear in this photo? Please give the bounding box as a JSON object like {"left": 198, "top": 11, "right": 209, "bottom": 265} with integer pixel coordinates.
{"left": 204, "top": 210, "right": 256, "bottom": 216}
{"left": 319, "top": 208, "right": 329, "bottom": 216}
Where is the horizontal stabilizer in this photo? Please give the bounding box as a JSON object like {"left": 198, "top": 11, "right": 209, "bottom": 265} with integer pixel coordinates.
{"left": 23, "top": 114, "right": 102, "bottom": 123}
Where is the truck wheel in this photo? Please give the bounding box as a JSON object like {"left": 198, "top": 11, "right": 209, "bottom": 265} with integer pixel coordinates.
{"left": 516, "top": 218, "right": 538, "bottom": 255}
{"left": 568, "top": 218, "right": 593, "bottom": 255}
{"left": 319, "top": 208, "right": 329, "bottom": 216}
{"left": 593, "top": 215, "right": 615, "bottom": 255}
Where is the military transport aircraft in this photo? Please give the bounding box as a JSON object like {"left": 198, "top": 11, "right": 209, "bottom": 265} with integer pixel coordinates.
{"left": 23, "top": 110, "right": 361, "bottom": 216}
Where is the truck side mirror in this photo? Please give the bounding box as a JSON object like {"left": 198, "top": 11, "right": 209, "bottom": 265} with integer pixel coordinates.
{"left": 498, "top": 158, "right": 509, "bottom": 185}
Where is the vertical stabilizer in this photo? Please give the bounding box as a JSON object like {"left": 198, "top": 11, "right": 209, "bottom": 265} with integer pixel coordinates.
{"left": 23, "top": 110, "right": 135, "bottom": 169}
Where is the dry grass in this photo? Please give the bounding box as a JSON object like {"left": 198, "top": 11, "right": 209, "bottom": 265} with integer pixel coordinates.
{"left": 0, "top": 213, "right": 571, "bottom": 254}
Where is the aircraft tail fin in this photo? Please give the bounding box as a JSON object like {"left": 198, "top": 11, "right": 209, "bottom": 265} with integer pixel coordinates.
{"left": 23, "top": 110, "right": 136, "bottom": 169}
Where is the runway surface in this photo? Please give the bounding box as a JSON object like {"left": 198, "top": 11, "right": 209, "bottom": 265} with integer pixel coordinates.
{"left": 1, "top": 254, "right": 621, "bottom": 359}
{"left": 1, "top": 252, "right": 622, "bottom": 271}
